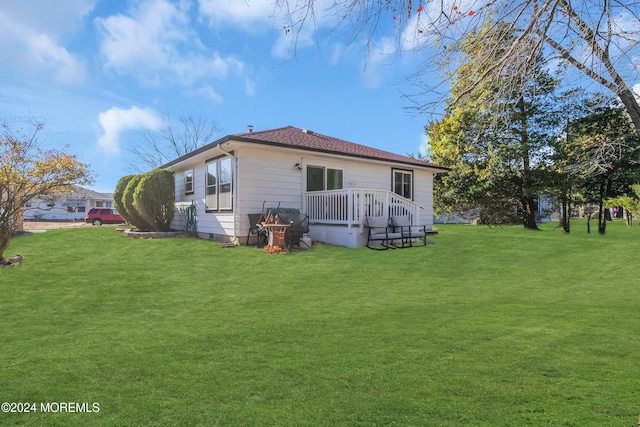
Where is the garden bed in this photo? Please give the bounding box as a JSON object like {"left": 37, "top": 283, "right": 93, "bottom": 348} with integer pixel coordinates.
{"left": 121, "top": 229, "right": 185, "bottom": 239}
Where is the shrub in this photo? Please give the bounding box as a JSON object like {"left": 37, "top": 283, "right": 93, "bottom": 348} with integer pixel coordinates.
{"left": 113, "top": 175, "right": 136, "bottom": 225}
{"left": 133, "top": 169, "right": 175, "bottom": 232}
{"left": 122, "top": 175, "right": 154, "bottom": 231}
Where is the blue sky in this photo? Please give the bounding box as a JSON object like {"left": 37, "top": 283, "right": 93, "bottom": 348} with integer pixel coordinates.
{"left": 0, "top": 0, "right": 440, "bottom": 193}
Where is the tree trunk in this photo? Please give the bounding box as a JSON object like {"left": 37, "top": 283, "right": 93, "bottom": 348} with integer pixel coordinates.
{"left": 521, "top": 197, "right": 539, "bottom": 230}
{"left": 616, "top": 84, "right": 640, "bottom": 139}
{"left": 0, "top": 224, "right": 11, "bottom": 261}
{"left": 598, "top": 179, "right": 607, "bottom": 235}
{"left": 562, "top": 199, "right": 571, "bottom": 233}
{"left": 561, "top": 197, "right": 568, "bottom": 231}
{"left": 517, "top": 97, "right": 538, "bottom": 231}
{"left": 561, "top": 181, "right": 571, "bottom": 233}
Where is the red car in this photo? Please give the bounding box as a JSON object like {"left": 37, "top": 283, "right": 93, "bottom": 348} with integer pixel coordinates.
{"left": 85, "top": 207, "right": 125, "bottom": 226}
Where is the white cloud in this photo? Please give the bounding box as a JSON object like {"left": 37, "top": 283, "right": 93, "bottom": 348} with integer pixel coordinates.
{"left": 0, "top": 0, "right": 96, "bottom": 35}
{"left": 198, "top": 0, "right": 277, "bottom": 30}
{"left": 245, "top": 78, "right": 257, "bottom": 97}
{"left": 0, "top": 1, "right": 93, "bottom": 85}
{"left": 187, "top": 85, "right": 224, "bottom": 103}
{"left": 198, "top": 0, "right": 335, "bottom": 60}
{"left": 96, "top": 0, "right": 246, "bottom": 88}
{"left": 97, "top": 106, "right": 161, "bottom": 154}
{"left": 418, "top": 133, "right": 430, "bottom": 157}
{"left": 363, "top": 37, "right": 397, "bottom": 88}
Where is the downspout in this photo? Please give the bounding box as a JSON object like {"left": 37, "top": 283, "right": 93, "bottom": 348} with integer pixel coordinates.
{"left": 299, "top": 157, "right": 305, "bottom": 215}
{"left": 219, "top": 143, "right": 239, "bottom": 244}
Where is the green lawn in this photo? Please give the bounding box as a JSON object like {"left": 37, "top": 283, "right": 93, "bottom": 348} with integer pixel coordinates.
{"left": 2, "top": 221, "right": 639, "bottom": 426}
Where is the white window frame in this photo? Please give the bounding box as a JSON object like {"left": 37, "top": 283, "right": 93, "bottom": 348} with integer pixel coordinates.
{"left": 184, "top": 169, "right": 194, "bottom": 195}
{"left": 205, "top": 156, "right": 234, "bottom": 212}
{"left": 392, "top": 169, "right": 413, "bottom": 200}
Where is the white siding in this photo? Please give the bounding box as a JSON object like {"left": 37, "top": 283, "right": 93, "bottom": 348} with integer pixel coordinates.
{"left": 171, "top": 152, "right": 235, "bottom": 240}
{"left": 168, "top": 141, "right": 439, "bottom": 246}
{"left": 413, "top": 169, "right": 434, "bottom": 230}
{"left": 237, "top": 146, "right": 304, "bottom": 214}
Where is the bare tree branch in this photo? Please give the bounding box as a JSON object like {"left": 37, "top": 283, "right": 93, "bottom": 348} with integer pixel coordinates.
{"left": 272, "top": 0, "right": 640, "bottom": 135}
{"left": 127, "top": 115, "right": 222, "bottom": 172}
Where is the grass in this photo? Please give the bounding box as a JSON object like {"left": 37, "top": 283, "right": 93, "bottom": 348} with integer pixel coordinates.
{"left": 1, "top": 221, "right": 640, "bottom": 426}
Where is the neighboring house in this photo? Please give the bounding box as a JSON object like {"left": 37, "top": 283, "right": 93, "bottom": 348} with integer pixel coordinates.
{"left": 434, "top": 194, "right": 561, "bottom": 224}
{"left": 3, "top": 204, "right": 24, "bottom": 233}
{"left": 163, "top": 126, "right": 448, "bottom": 248}
{"left": 24, "top": 187, "right": 115, "bottom": 221}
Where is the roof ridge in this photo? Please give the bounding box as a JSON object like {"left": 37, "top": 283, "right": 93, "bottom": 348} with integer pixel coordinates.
{"left": 234, "top": 125, "right": 295, "bottom": 137}
{"left": 164, "top": 125, "right": 448, "bottom": 171}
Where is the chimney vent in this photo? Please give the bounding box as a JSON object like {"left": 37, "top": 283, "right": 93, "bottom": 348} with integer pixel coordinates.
{"left": 247, "top": 125, "right": 254, "bottom": 134}
{"left": 302, "top": 129, "right": 313, "bottom": 135}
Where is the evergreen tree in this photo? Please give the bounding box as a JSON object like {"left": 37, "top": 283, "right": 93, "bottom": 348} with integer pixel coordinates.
{"left": 427, "top": 25, "right": 560, "bottom": 229}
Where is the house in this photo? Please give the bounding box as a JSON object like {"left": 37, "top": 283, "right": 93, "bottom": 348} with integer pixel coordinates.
{"left": 24, "top": 187, "right": 115, "bottom": 222}
{"left": 6, "top": 204, "right": 24, "bottom": 233}
{"left": 434, "top": 194, "right": 562, "bottom": 224}
{"left": 162, "top": 126, "right": 448, "bottom": 248}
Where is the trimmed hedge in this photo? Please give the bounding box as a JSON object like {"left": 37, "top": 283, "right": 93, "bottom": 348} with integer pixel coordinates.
{"left": 133, "top": 169, "right": 175, "bottom": 232}
{"left": 113, "top": 175, "right": 136, "bottom": 225}
{"left": 114, "top": 169, "right": 175, "bottom": 231}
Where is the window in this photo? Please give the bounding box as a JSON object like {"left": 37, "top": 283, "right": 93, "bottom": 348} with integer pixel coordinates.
{"left": 393, "top": 169, "right": 413, "bottom": 199}
{"left": 96, "top": 201, "right": 104, "bottom": 207}
{"left": 184, "top": 169, "right": 194, "bottom": 194}
{"left": 306, "top": 166, "right": 343, "bottom": 191}
{"left": 206, "top": 156, "right": 234, "bottom": 211}
{"left": 219, "top": 158, "right": 233, "bottom": 210}
{"left": 327, "top": 168, "right": 343, "bottom": 190}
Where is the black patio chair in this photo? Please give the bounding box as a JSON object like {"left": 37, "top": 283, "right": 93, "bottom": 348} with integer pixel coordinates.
{"left": 391, "top": 215, "right": 430, "bottom": 247}
{"left": 365, "top": 215, "right": 403, "bottom": 250}
{"left": 246, "top": 213, "right": 268, "bottom": 246}
{"left": 276, "top": 213, "right": 310, "bottom": 249}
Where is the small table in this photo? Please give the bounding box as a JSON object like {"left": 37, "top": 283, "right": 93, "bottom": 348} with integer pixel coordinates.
{"left": 260, "top": 223, "right": 291, "bottom": 251}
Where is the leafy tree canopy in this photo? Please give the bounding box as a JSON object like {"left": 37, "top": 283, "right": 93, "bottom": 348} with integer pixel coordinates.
{"left": 0, "top": 120, "right": 93, "bottom": 260}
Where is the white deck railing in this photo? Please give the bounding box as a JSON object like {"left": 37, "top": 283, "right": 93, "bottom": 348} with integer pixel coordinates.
{"left": 303, "top": 188, "right": 425, "bottom": 231}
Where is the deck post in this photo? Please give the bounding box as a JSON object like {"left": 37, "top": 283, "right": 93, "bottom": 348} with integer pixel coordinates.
{"left": 358, "top": 189, "right": 365, "bottom": 232}
{"left": 347, "top": 188, "right": 352, "bottom": 231}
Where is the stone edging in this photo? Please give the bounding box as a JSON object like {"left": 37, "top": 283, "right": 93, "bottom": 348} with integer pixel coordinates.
{"left": 119, "top": 229, "right": 185, "bottom": 239}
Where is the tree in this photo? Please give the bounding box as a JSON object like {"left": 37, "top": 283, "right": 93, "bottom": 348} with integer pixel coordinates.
{"left": 273, "top": 0, "right": 640, "bottom": 136}
{"left": 128, "top": 115, "right": 221, "bottom": 172}
{"left": 548, "top": 89, "right": 589, "bottom": 233}
{"left": 564, "top": 95, "right": 640, "bottom": 234}
{"left": 426, "top": 25, "right": 560, "bottom": 229}
{"left": 0, "top": 120, "right": 93, "bottom": 260}
{"left": 605, "top": 190, "right": 640, "bottom": 226}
